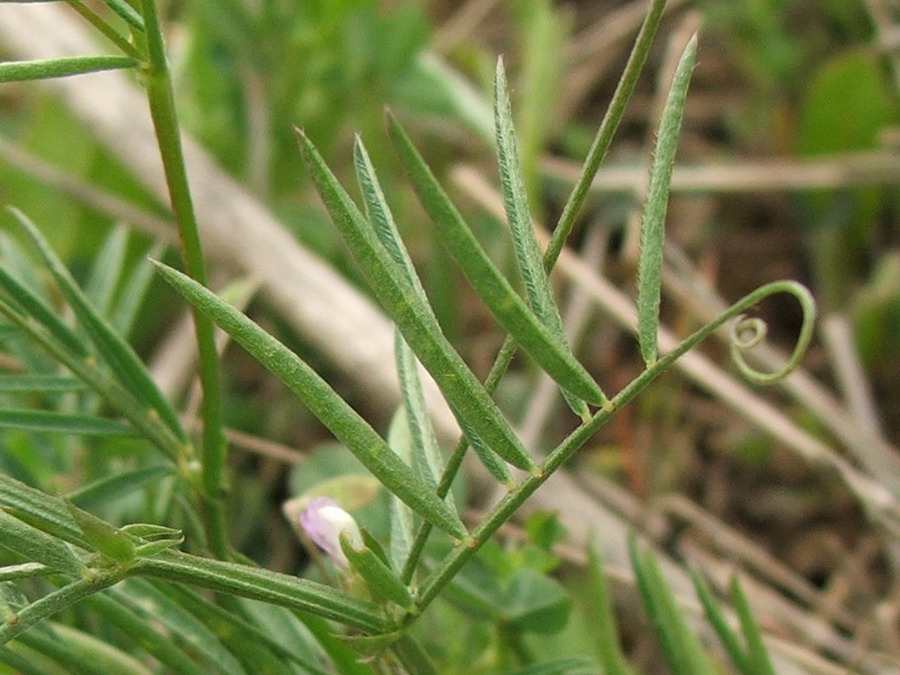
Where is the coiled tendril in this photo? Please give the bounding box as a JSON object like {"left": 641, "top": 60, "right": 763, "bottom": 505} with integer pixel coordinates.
{"left": 727, "top": 281, "right": 816, "bottom": 385}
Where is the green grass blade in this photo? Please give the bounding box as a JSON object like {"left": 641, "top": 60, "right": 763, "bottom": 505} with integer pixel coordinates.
{"left": 629, "top": 537, "right": 717, "bottom": 675}
{"left": 585, "top": 535, "right": 634, "bottom": 675}
{"left": 0, "top": 409, "right": 135, "bottom": 436}
{"left": 9, "top": 208, "right": 187, "bottom": 443}
{"left": 691, "top": 569, "right": 753, "bottom": 673}
{"left": 387, "top": 112, "right": 606, "bottom": 406}
{"left": 730, "top": 575, "right": 776, "bottom": 675}
{"left": 637, "top": 36, "right": 697, "bottom": 366}
{"left": 494, "top": 58, "right": 596, "bottom": 418}
{"left": 386, "top": 405, "right": 416, "bottom": 572}
{"left": 297, "top": 128, "right": 534, "bottom": 473}
{"left": 153, "top": 260, "right": 468, "bottom": 540}
{"left": 0, "top": 55, "right": 137, "bottom": 83}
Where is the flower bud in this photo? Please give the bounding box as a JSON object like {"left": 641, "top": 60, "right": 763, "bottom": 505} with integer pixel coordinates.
{"left": 299, "top": 497, "right": 363, "bottom": 568}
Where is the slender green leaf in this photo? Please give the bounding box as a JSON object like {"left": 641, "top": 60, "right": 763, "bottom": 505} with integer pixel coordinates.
{"left": 0, "top": 55, "right": 137, "bottom": 83}
{"left": 386, "top": 404, "right": 417, "bottom": 572}
{"left": 0, "top": 409, "right": 135, "bottom": 436}
{"left": 0, "top": 259, "right": 90, "bottom": 359}
{"left": 97, "top": 0, "right": 146, "bottom": 31}
{"left": 586, "top": 535, "right": 634, "bottom": 675}
{"left": 0, "top": 570, "right": 126, "bottom": 645}
{"left": 548, "top": 0, "right": 668, "bottom": 269}
{"left": 629, "top": 537, "right": 716, "bottom": 675}
{"left": 153, "top": 260, "right": 468, "bottom": 540}
{"left": 110, "top": 242, "right": 165, "bottom": 338}
{"left": 494, "top": 58, "right": 594, "bottom": 418}
{"left": 0, "top": 474, "right": 87, "bottom": 547}
{"left": 0, "top": 375, "right": 84, "bottom": 392}
{"left": 136, "top": 549, "right": 387, "bottom": 633}
{"left": 0, "top": 562, "right": 52, "bottom": 581}
{"left": 341, "top": 533, "right": 414, "bottom": 608}
{"left": 108, "top": 581, "right": 250, "bottom": 675}
{"left": 730, "top": 575, "right": 776, "bottom": 675}
{"left": 508, "top": 657, "right": 597, "bottom": 675}
{"left": 0, "top": 509, "right": 84, "bottom": 575}
{"left": 691, "top": 569, "right": 752, "bottom": 673}
{"left": 84, "top": 225, "right": 130, "bottom": 317}
{"left": 8, "top": 208, "right": 186, "bottom": 442}
{"left": 386, "top": 113, "right": 606, "bottom": 406}
{"left": 297, "top": 129, "right": 534, "bottom": 473}
{"left": 68, "top": 465, "right": 173, "bottom": 510}
{"left": 84, "top": 593, "right": 210, "bottom": 675}
{"left": 66, "top": 502, "right": 135, "bottom": 564}
{"left": 358, "top": 139, "right": 512, "bottom": 481}
{"left": 637, "top": 36, "right": 697, "bottom": 365}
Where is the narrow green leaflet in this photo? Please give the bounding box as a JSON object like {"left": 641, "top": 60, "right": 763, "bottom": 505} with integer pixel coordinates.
{"left": 691, "top": 570, "right": 752, "bottom": 673}
{"left": 0, "top": 474, "right": 87, "bottom": 547}
{"left": 0, "top": 375, "right": 84, "bottom": 392}
{"left": 0, "top": 56, "right": 137, "bottom": 83}
{"left": 83, "top": 594, "right": 209, "bottom": 675}
{"left": 85, "top": 225, "right": 130, "bottom": 318}
{"left": 0, "top": 262, "right": 90, "bottom": 359}
{"left": 153, "top": 260, "right": 468, "bottom": 540}
{"left": 494, "top": 58, "right": 596, "bottom": 418}
{"left": 136, "top": 549, "right": 387, "bottom": 633}
{"left": 0, "top": 509, "right": 84, "bottom": 576}
{"left": 387, "top": 113, "right": 605, "bottom": 406}
{"left": 9, "top": 208, "right": 187, "bottom": 443}
{"left": 68, "top": 466, "right": 172, "bottom": 511}
{"left": 358, "top": 139, "right": 512, "bottom": 481}
{"left": 341, "top": 534, "right": 414, "bottom": 609}
{"left": 297, "top": 128, "right": 534, "bottom": 472}
{"left": 0, "top": 409, "right": 135, "bottom": 436}
{"left": 637, "top": 36, "right": 697, "bottom": 366}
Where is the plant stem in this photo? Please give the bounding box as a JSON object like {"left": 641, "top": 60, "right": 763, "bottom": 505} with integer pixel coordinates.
{"left": 138, "top": 0, "right": 229, "bottom": 558}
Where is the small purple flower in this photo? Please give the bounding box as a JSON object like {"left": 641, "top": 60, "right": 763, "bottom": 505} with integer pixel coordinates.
{"left": 299, "top": 497, "right": 363, "bottom": 568}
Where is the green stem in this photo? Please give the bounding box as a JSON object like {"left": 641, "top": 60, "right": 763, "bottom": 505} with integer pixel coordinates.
{"left": 138, "top": 0, "right": 229, "bottom": 558}
{"left": 415, "top": 281, "right": 814, "bottom": 610}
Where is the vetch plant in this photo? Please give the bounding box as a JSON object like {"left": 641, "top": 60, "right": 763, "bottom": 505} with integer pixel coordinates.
{"left": 0, "top": 0, "right": 824, "bottom": 672}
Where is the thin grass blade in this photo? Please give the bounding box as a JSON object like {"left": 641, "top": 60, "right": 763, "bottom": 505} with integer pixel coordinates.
{"left": 68, "top": 465, "right": 172, "bottom": 511}
{"left": 629, "top": 537, "right": 716, "bottom": 675}
{"left": 691, "top": 569, "right": 752, "bottom": 672}
{"left": 494, "top": 58, "right": 596, "bottom": 418}
{"left": 730, "top": 575, "right": 776, "bottom": 675}
{"left": 636, "top": 36, "right": 697, "bottom": 365}
{"left": 586, "top": 535, "right": 634, "bottom": 675}
{"left": 9, "top": 208, "right": 186, "bottom": 442}
{"left": 297, "top": 128, "right": 534, "bottom": 472}
{"left": 387, "top": 113, "right": 606, "bottom": 406}
{"left": 85, "top": 225, "right": 130, "bottom": 317}
{"left": 153, "top": 260, "right": 468, "bottom": 540}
